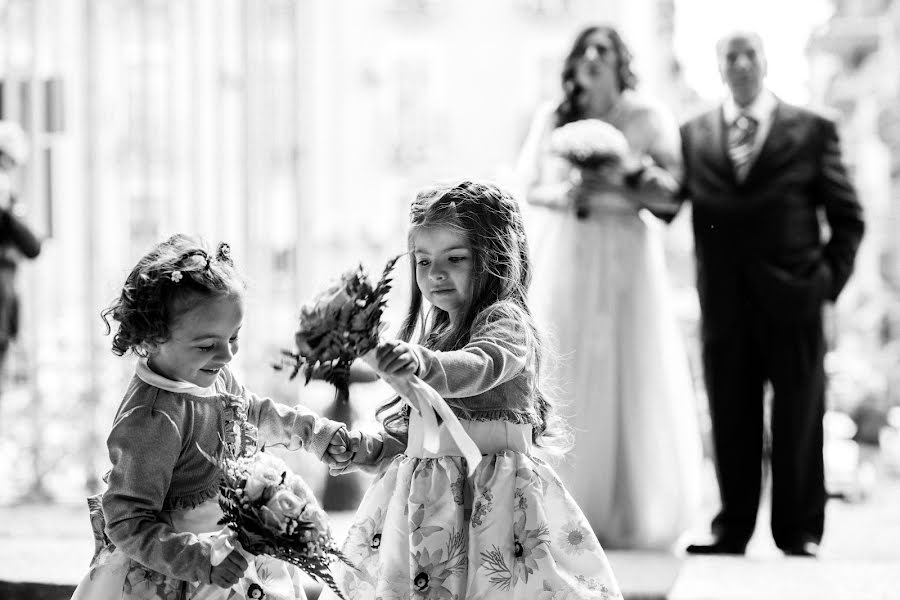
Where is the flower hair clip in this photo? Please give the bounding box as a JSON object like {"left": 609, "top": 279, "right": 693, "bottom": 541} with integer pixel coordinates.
{"left": 171, "top": 270, "right": 183, "bottom": 283}
{"left": 216, "top": 242, "right": 233, "bottom": 265}
{"left": 176, "top": 249, "right": 211, "bottom": 272}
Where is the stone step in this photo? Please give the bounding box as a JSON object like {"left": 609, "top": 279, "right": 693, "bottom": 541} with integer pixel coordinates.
{"left": 0, "top": 539, "right": 677, "bottom": 600}
{"left": 668, "top": 556, "right": 900, "bottom": 600}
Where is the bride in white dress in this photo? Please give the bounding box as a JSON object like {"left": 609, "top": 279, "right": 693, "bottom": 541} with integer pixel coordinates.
{"left": 516, "top": 25, "right": 703, "bottom": 550}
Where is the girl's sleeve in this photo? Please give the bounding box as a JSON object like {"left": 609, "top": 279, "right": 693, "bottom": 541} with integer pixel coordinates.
{"left": 335, "top": 429, "right": 409, "bottom": 475}
{"left": 102, "top": 403, "right": 214, "bottom": 583}
{"left": 409, "top": 305, "right": 530, "bottom": 399}
{"left": 227, "top": 370, "right": 345, "bottom": 459}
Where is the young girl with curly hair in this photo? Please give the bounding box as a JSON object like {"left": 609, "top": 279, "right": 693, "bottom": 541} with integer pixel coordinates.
{"left": 71, "top": 234, "right": 352, "bottom": 600}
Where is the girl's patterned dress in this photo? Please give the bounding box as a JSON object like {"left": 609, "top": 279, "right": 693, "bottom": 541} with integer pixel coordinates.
{"left": 76, "top": 496, "right": 302, "bottom": 600}
{"left": 322, "top": 303, "right": 623, "bottom": 600}
{"left": 325, "top": 413, "right": 622, "bottom": 600}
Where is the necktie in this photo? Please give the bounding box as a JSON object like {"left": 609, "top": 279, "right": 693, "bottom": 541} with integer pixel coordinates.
{"left": 728, "top": 113, "right": 758, "bottom": 181}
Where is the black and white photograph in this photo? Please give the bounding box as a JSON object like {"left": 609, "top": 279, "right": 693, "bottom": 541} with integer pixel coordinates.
{"left": 0, "top": 0, "right": 898, "bottom": 598}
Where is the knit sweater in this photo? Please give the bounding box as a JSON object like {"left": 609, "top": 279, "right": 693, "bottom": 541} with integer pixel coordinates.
{"left": 353, "top": 301, "right": 542, "bottom": 470}
{"left": 102, "top": 362, "right": 343, "bottom": 583}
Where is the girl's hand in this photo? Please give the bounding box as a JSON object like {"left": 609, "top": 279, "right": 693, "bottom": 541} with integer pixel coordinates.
{"left": 209, "top": 548, "right": 248, "bottom": 588}
{"left": 374, "top": 340, "right": 419, "bottom": 377}
{"left": 323, "top": 430, "right": 362, "bottom": 475}
{"left": 325, "top": 427, "right": 358, "bottom": 464}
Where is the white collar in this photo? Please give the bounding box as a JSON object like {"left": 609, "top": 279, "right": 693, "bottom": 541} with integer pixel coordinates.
{"left": 136, "top": 357, "right": 218, "bottom": 397}
{"left": 723, "top": 88, "right": 776, "bottom": 125}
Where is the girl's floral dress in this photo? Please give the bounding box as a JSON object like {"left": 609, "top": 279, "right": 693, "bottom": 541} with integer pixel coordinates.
{"left": 325, "top": 415, "right": 622, "bottom": 600}
{"left": 321, "top": 302, "right": 623, "bottom": 600}
{"left": 75, "top": 496, "right": 302, "bottom": 600}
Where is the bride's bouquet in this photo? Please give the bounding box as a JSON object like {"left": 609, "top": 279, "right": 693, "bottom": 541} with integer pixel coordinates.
{"left": 209, "top": 448, "right": 352, "bottom": 599}
{"left": 549, "top": 118, "right": 629, "bottom": 172}
{"left": 549, "top": 119, "right": 634, "bottom": 218}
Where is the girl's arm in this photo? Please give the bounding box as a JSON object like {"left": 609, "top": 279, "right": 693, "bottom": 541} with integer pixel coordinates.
{"left": 409, "top": 304, "right": 530, "bottom": 399}
{"left": 102, "top": 404, "right": 216, "bottom": 583}
{"left": 331, "top": 429, "right": 409, "bottom": 475}
{"left": 226, "top": 369, "right": 345, "bottom": 459}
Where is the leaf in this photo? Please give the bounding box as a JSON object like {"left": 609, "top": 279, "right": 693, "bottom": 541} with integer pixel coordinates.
{"left": 479, "top": 546, "right": 513, "bottom": 591}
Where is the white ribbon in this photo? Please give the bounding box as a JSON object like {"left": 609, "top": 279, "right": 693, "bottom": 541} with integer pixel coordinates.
{"left": 208, "top": 529, "right": 295, "bottom": 599}
{"left": 362, "top": 350, "right": 482, "bottom": 476}
{"left": 209, "top": 527, "right": 239, "bottom": 566}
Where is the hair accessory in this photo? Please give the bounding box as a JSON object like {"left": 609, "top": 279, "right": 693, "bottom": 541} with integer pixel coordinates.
{"left": 216, "top": 242, "right": 233, "bottom": 265}
{"left": 179, "top": 249, "right": 211, "bottom": 271}
{"left": 171, "top": 271, "right": 183, "bottom": 283}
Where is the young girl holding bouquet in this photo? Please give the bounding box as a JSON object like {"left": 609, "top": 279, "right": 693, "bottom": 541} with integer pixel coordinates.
{"left": 71, "top": 234, "right": 352, "bottom": 600}
{"left": 324, "top": 181, "right": 623, "bottom": 599}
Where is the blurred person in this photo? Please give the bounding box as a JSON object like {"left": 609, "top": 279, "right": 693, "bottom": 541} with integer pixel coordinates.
{"left": 71, "top": 234, "right": 355, "bottom": 600}
{"left": 515, "top": 25, "right": 703, "bottom": 551}
{"left": 322, "top": 181, "right": 623, "bottom": 599}
{"left": 0, "top": 120, "right": 42, "bottom": 382}
{"left": 675, "top": 31, "right": 865, "bottom": 557}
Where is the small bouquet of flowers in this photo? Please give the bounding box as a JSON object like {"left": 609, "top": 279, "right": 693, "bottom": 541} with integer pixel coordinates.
{"left": 277, "top": 256, "right": 399, "bottom": 388}
{"left": 210, "top": 448, "right": 352, "bottom": 599}
{"left": 549, "top": 118, "right": 630, "bottom": 172}
{"left": 278, "top": 256, "right": 483, "bottom": 477}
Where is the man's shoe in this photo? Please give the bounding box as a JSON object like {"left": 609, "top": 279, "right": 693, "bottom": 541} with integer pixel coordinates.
{"left": 782, "top": 540, "right": 819, "bottom": 558}
{"left": 685, "top": 539, "right": 746, "bottom": 555}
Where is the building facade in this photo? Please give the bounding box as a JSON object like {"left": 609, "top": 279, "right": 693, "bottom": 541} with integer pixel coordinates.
{"left": 806, "top": 0, "right": 900, "bottom": 412}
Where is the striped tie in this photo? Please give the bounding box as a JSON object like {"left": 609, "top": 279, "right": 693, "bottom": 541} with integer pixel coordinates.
{"left": 728, "top": 113, "right": 758, "bottom": 181}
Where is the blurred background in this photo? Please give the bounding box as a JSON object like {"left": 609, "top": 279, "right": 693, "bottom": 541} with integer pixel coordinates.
{"left": 0, "top": 0, "right": 899, "bottom": 557}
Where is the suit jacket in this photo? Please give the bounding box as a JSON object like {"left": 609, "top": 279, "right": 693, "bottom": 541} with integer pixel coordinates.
{"left": 677, "top": 99, "right": 864, "bottom": 335}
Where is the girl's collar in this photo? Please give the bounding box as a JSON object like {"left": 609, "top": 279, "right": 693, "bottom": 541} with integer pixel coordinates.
{"left": 136, "top": 357, "right": 218, "bottom": 397}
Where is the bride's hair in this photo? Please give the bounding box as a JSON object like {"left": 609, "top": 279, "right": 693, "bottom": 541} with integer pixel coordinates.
{"left": 556, "top": 25, "right": 638, "bottom": 128}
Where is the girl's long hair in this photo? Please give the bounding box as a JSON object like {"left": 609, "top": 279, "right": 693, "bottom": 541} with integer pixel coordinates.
{"left": 555, "top": 25, "right": 638, "bottom": 128}
{"left": 377, "top": 180, "right": 569, "bottom": 450}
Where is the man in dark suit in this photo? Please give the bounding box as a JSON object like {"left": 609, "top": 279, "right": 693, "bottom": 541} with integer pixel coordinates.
{"left": 675, "top": 31, "right": 865, "bottom": 557}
